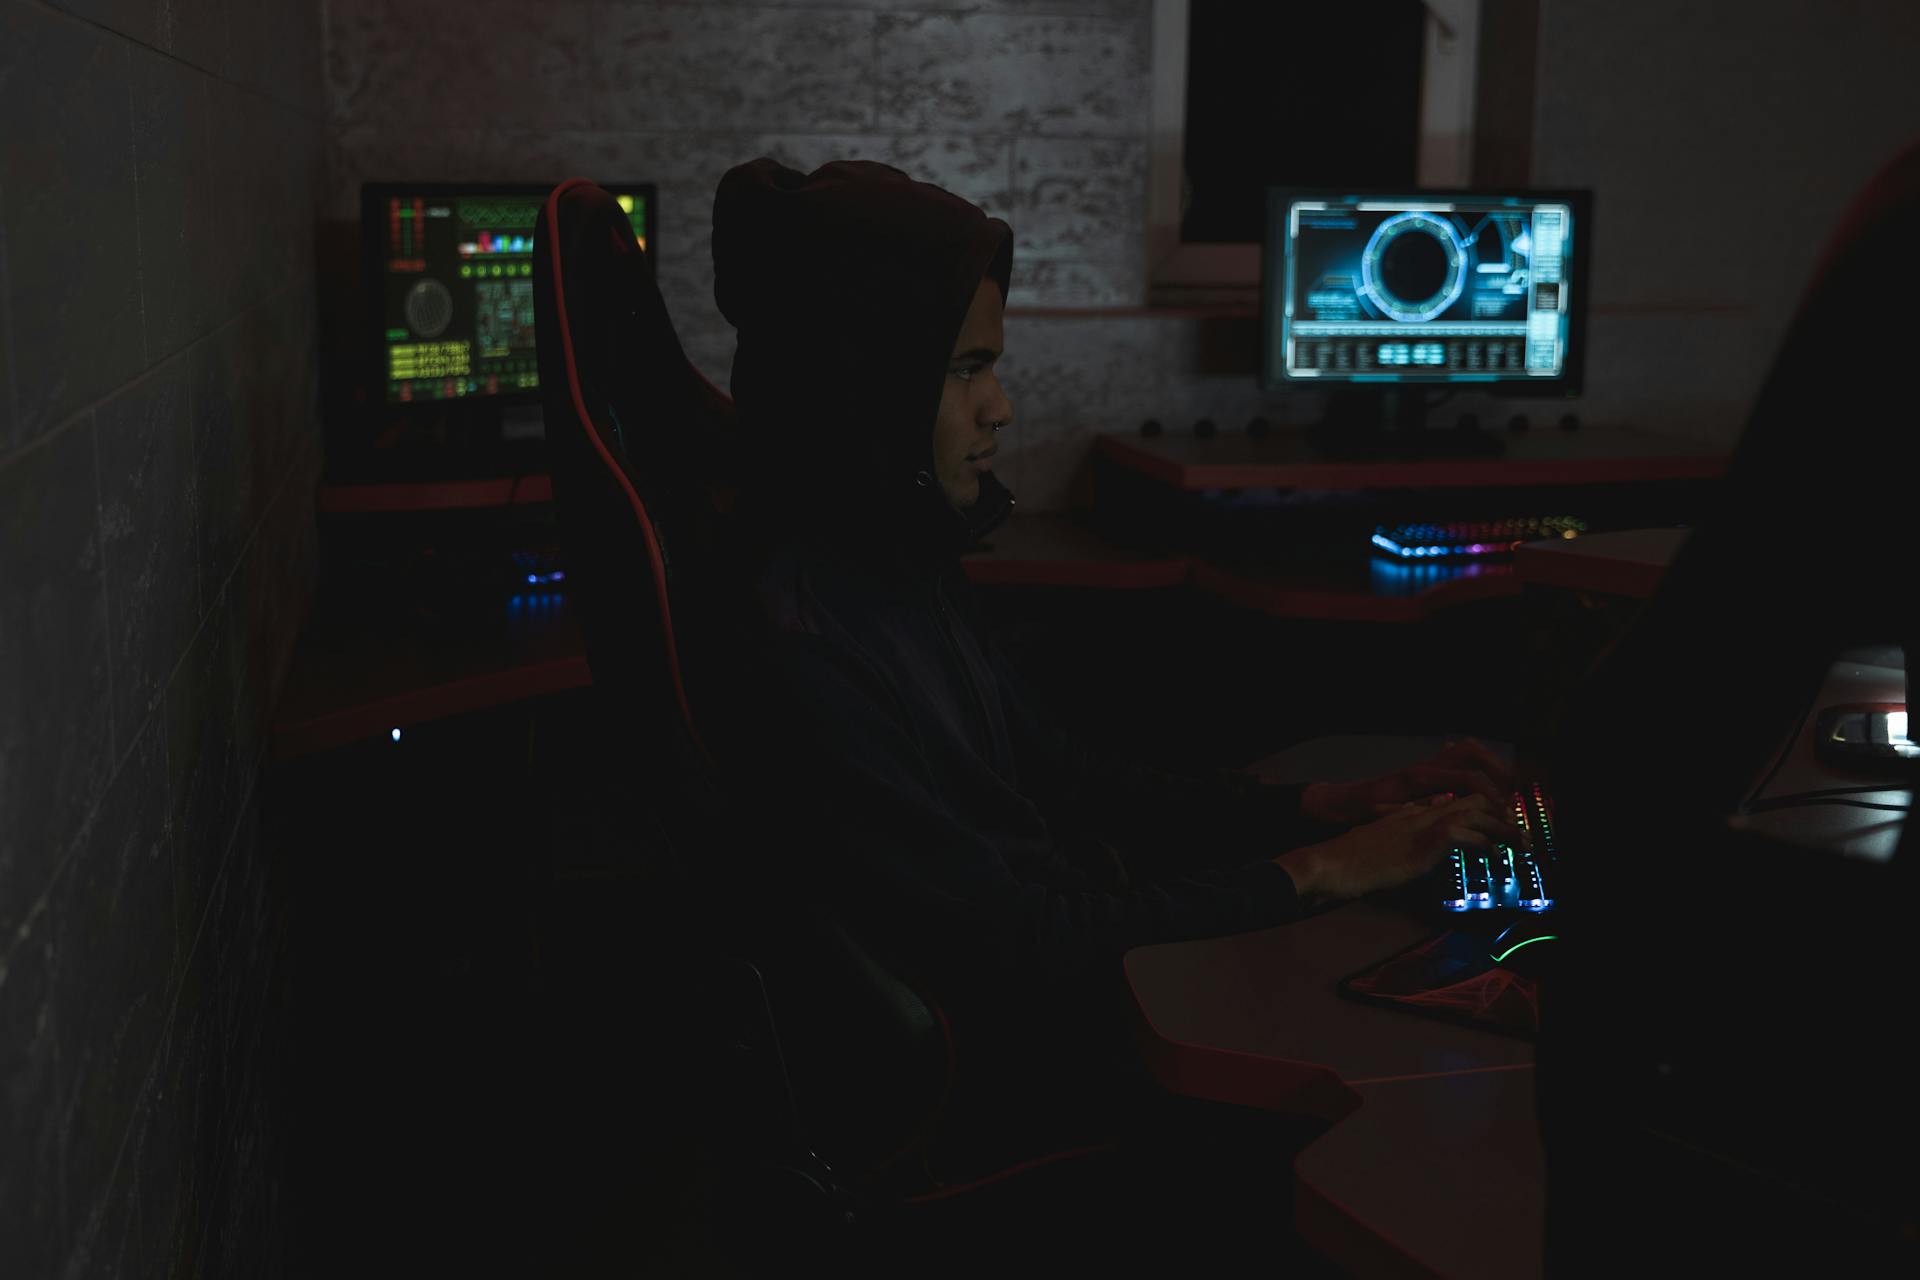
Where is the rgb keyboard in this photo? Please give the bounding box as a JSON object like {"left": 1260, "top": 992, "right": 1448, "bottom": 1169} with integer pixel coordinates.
{"left": 1372, "top": 517, "right": 1588, "bottom": 560}
{"left": 1442, "top": 784, "right": 1558, "bottom": 913}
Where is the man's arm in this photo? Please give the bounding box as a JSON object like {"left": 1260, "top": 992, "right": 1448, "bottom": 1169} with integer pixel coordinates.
{"left": 986, "top": 644, "right": 1345, "bottom": 875}
{"left": 737, "top": 632, "right": 1308, "bottom": 1007}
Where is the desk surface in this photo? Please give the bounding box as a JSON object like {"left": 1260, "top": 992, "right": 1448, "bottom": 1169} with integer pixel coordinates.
{"left": 960, "top": 513, "right": 1191, "bottom": 589}
{"left": 1513, "top": 526, "right": 1689, "bottom": 599}
{"left": 1125, "top": 902, "right": 1541, "bottom": 1280}
{"left": 1127, "top": 690, "right": 1909, "bottom": 1279}
{"left": 271, "top": 515, "right": 1191, "bottom": 758}
{"left": 1128, "top": 733, "right": 1541, "bottom": 1280}
{"left": 1294, "top": 1067, "right": 1542, "bottom": 1280}
{"left": 1125, "top": 902, "right": 1533, "bottom": 1105}
{"left": 270, "top": 586, "right": 590, "bottom": 759}
{"left": 317, "top": 475, "right": 554, "bottom": 514}
{"left": 1098, "top": 426, "right": 1728, "bottom": 492}
{"left": 1189, "top": 556, "right": 1521, "bottom": 623}
{"left": 1734, "top": 646, "right": 1910, "bottom": 861}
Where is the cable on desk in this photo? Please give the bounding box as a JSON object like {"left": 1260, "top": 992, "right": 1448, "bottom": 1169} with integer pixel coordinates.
{"left": 1743, "top": 699, "right": 1817, "bottom": 810}
{"left": 1745, "top": 797, "right": 1910, "bottom": 815}
{"left": 1756, "top": 784, "right": 1916, "bottom": 801}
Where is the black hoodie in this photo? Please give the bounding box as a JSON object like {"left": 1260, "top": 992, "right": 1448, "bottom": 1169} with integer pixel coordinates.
{"left": 711, "top": 158, "right": 1333, "bottom": 1153}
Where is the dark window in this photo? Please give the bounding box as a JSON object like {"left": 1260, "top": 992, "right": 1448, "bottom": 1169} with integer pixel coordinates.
{"left": 1181, "top": 0, "right": 1427, "bottom": 244}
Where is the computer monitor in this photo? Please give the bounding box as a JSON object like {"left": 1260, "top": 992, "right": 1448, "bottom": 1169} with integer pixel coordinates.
{"left": 1263, "top": 187, "right": 1592, "bottom": 447}
{"left": 362, "top": 182, "right": 657, "bottom": 408}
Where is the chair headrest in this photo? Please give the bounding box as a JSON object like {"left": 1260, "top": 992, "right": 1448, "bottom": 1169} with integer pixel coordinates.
{"left": 1806, "top": 139, "right": 1920, "bottom": 295}
{"left": 542, "top": 180, "right": 736, "bottom": 491}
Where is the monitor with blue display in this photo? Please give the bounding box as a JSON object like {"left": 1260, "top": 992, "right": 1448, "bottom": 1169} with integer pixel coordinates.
{"left": 1263, "top": 186, "right": 1592, "bottom": 449}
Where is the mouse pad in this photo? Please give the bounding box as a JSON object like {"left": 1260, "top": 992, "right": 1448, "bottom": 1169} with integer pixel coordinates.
{"left": 1337, "top": 929, "right": 1540, "bottom": 1040}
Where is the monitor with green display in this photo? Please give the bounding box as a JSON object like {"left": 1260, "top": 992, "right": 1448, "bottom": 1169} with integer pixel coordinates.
{"left": 362, "top": 182, "right": 657, "bottom": 406}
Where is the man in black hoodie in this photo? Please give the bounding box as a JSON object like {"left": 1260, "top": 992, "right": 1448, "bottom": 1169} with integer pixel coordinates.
{"left": 709, "top": 158, "right": 1523, "bottom": 1183}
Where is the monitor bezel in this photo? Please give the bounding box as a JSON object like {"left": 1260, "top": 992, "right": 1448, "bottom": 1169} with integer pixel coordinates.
{"left": 1261, "top": 185, "right": 1594, "bottom": 396}
{"left": 359, "top": 180, "right": 659, "bottom": 413}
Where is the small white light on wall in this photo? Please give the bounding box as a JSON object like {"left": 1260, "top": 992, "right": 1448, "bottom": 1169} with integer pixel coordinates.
{"left": 390, "top": 728, "right": 402, "bottom": 743}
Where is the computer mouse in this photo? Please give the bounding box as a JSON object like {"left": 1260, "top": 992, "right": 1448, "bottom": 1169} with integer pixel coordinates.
{"left": 1489, "top": 916, "right": 1560, "bottom": 977}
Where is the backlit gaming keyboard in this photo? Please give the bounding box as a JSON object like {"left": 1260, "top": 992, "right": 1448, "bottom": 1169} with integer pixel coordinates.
{"left": 1442, "top": 783, "right": 1558, "bottom": 913}
{"left": 1372, "top": 517, "right": 1588, "bottom": 560}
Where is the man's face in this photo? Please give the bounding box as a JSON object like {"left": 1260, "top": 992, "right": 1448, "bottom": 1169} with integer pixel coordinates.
{"left": 931, "top": 278, "right": 1013, "bottom": 511}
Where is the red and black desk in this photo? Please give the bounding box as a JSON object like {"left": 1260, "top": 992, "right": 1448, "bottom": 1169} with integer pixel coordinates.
{"left": 1126, "top": 900, "right": 1543, "bottom": 1280}
{"left": 1093, "top": 427, "right": 1727, "bottom": 623}
{"left": 275, "top": 429, "right": 1730, "bottom": 756}
{"left": 271, "top": 491, "right": 1189, "bottom": 759}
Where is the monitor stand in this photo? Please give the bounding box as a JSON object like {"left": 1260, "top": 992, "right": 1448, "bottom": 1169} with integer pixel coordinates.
{"left": 1308, "top": 387, "right": 1506, "bottom": 461}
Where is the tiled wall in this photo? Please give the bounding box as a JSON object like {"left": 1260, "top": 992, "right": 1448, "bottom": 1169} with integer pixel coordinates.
{"left": 0, "top": 1, "right": 325, "bottom": 1274}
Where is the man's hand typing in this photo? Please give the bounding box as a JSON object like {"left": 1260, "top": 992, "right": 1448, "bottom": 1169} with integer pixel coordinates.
{"left": 1274, "top": 793, "right": 1528, "bottom": 909}
{"left": 1299, "top": 738, "right": 1514, "bottom": 829}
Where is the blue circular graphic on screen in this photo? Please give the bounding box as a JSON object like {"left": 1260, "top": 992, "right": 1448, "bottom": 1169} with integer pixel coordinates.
{"left": 1361, "top": 212, "right": 1468, "bottom": 323}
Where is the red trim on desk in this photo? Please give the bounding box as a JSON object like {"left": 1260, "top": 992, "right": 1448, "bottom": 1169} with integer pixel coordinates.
{"left": 1189, "top": 560, "right": 1522, "bottom": 623}
{"left": 542, "top": 179, "right": 709, "bottom": 765}
{"left": 269, "top": 654, "right": 592, "bottom": 760}
{"left": 317, "top": 475, "right": 553, "bottom": 513}
{"left": 1097, "top": 435, "right": 1193, "bottom": 488}
{"left": 1125, "top": 954, "right": 1362, "bottom": 1125}
{"left": 902, "top": 1145, "right": 1121, "bottom": 1203}
{"left": 1514, "top": 546, "right": 1668, "bottom": 597}
{"left": 960, "top": 555, "right": 1192, "bottom": 590}
{"left": 1513, "top": 528, "right": 1688, "bottom": 599}
{"left": 1345, "top": 1062, "right": 1534, "bottom": 1088}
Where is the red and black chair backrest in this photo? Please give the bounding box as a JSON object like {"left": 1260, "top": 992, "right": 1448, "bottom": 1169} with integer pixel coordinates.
{"left": 532, "top": 178, "right": 737, "bottom": 777}
{"left": 531, "top": 179, "right": 957, "bottom": 1182}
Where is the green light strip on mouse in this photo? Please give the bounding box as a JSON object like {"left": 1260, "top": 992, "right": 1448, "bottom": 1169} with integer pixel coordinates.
{"left": 1491, "top": 935, "right": 1559, "bottom": 964}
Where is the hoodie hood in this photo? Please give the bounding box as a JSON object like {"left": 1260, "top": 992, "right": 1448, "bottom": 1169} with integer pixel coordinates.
{"left": 713, "top": 157, "right": 1015, "bottom": 562}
